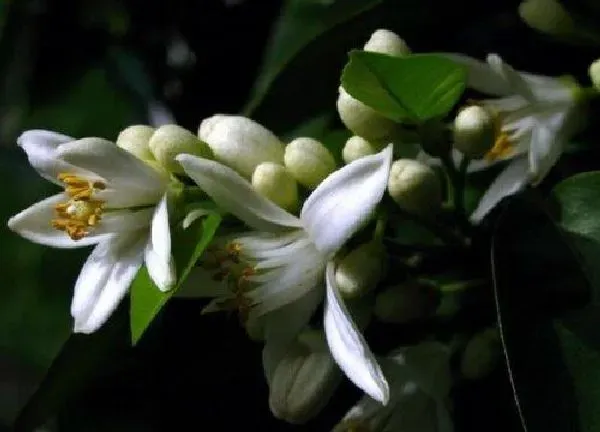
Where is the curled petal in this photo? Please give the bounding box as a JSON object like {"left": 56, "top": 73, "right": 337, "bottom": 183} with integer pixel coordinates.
{"left": 324, "top": 261, "right": 389, "bottom": 404}
{"left": 144, "top": 194, "right": 175, "bottom": 291}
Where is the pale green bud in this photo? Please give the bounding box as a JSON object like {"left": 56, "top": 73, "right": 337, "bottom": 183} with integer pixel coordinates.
{"left": 198, "top": 114, "right": 285, "bottom": 179}
{"left": 342, "top": 135, "right": 384, "bottom": 164}
{"left": 364, "top": 29, "right": 411, "bottom": 56}
{"left": 337, "top": 87, "right": 399, "bottom": 143}
{"left": 335, "top": 241, "right": 386, "bottom": 299}
{"left": 589, "top": 59, "right": 600, "bottom": 92}
{"left": 460, "top": 327, "right": 501, "bottom": 380}
{"left": 284, "top": 137, "right": 336, "bottom": 189}
{"left": 269, "top": 334, "right": 341, "bottom": 424}
{"left": 518, "top": 0, "right": 575, "bottom": 38}
{"left": 148, "top": 124, "right": 212, "bottom": 174}
{"left": 116, "top": 125, "right": 155, "bottom": 161}
{"left": 252, "top": 162, "right": 299, "bottom": 212}
{"left": 374, "top": 281, "right": 436, "bottom": 324}
{"left": 453, "top": 105, "right": 496, "bottom": 159}
{"left": 387, "top": 159, "right": 441, "bottom": 217}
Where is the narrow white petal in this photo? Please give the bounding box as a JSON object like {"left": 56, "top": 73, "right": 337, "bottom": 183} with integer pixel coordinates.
{"left": 176, "top": 154, "right": 302, "bottom": 231}
{"left": 72, "top": 233, "right": 145, "bottom": 334}
{"left": 301, "top": 144, "right": 392, "bottom": 257}
{"left": 16, "top": 130, "right": 84, "bottom": 185}
{"left": 144, "top": 194, "right": 175, "bottom": 291}
{"left": 56, "top": 138, "right": 167, "bottom": 200}
{"left": 528, "top": 113, "right": 566, "bottom": 184}
{"left": 486, "top": 54, "right": 535, "bottom": 103}
{"left": 323, "top": 261, "right": 389, "bottom": 404}
{"left": 182, "top": 208, "right": 210, "bottom": 229}
{"left": 444, "top": 53, "right": 511, "bottom": 96}
{"left": 470, "top": 157, "right": 529, "bottom": 223}
{"left": 7, "top": 193, "right": 110, "bottom": 248}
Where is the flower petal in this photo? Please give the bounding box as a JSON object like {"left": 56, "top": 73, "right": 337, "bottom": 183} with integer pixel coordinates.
{"left": 7, "top": 193, "right": 111, "bottom": 248}
{"left": 444, "top": 53, "right": 511, "bottom": 96}
{"left": 176, "top": 154, "right": 302, "bottom": 231}
{"left": 56, "top": 138, "right": 166, "bottom": 202}
{"left": 72, "top": 233, "right": 146, "bottom": 334}
{"left": 486, "top": 54, "right": 535, "bottom": 103}
{"left": 324, "top": 261, "right": 389, "bottom": 404}
{"left": 301, "top": 144, "right": 392, "bottom": 257}
{"left": 528, "top": 113, "right": 567, "bottom": 184}
{"left": 17, "top": 130, "right": 83, "bottom": 185}
{"left": 470, "top": 157, "right": 529, "bottom": 223}
{"left": 144, "top": 193, "right": 176, "bottom": 291}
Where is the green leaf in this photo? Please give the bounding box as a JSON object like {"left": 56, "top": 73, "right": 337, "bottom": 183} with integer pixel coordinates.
{"left": 341, "top": 51, "right": 466, "bottom": 123}
{"left": 129, "top": 212, "right": 221, "bottom": 345}
{"left": 491, "top": 193, "right": 593, "bottom": 432}
{"left": 13, "top": 307, "right": 129, "bottom": 432}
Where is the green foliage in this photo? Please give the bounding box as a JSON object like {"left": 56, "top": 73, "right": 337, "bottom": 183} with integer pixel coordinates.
{"left": 129, "top": 212, "right": 221, "bottom": 344}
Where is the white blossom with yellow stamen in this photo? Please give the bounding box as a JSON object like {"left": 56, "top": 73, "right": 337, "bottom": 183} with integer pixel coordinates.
{"left": 447, "top": 53, "right": 582, "bottom": 222}
{"left": 7, "top": 130, "right": 176, "bottom": 334}
{"left": 177, "top": 145, "right": 393, "bottom": 405}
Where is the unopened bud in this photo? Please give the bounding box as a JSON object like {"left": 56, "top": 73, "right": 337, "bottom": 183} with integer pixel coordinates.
{"left": 453, "top": 105, "right": 496, "bottom": 159}
{"left": 269, "top": 337, "right": 341, "bottom": 424}
{"left": 337, "top": 87, "right": 399, "bottom": 143}
{"left": 518, "top": 0, "right": 575, "bottom": 38}
{"left": 116, "top": 125, "right": 155, "bottom": 161}
{"left": 342, "top": 136, "right": 384, "bottom": 164}
{"left": 364, "top": 29, "right": 411, "bottom": 56}
{"left": 252, "top": 162, "right": 299, "bottom": 212}
{"left": 460, "top": 327, "right": 501, "bottom": 380}
{"left": 589, "top": 59, "right": 600, "bottom": 92}
{"left": 387, "top": 159, "right": 441, "bottom": 217}
{"left": 198, "top": 115, "right": 285, "bottom": 179}
{"left": 374, "top": 281, "right": 437, "bottom": 324}
{"left": 335, "top": 241, "right": 386, "bottom": 298}
{"left": 149, "top": 124, "right": 212, "bottom": 174}
{"left": 284, "top": 137, "right": 336, "bottom": 189}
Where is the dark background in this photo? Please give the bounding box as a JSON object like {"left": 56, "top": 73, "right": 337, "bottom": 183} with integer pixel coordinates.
{"left": 1, "top": 0, "right": 599, "bottom": 430}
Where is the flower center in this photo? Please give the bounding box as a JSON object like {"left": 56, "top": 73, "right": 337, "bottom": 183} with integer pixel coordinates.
{"left": 51, "top": 173, "right": 106, "bottom": 240}
{"left": 202, "top": 242, "right": 257, "bottom": 322}
{"left": 484, "top": 131, "right": 514, "bottom": 162}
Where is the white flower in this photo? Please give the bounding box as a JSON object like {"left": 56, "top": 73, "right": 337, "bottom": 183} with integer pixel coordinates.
{"left": 448, "top": 53, "right": 582, "bottom": 223}
{"left": 7, "top": 130, "right": 176, "bottom": 334}
{"left": 176, "top": 145, "right": 393, "bottom": 404}
{"left": 333, "top": 341, "right": 453, "bottom": 432}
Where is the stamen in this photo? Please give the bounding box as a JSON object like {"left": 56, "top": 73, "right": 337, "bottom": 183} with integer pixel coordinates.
{"left": 485, "top": 132, "right": 514, "bottom": 162}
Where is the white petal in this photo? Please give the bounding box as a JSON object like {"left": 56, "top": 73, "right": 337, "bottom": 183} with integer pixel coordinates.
{"left": 7, "top": 193, "right": 111, "bottom": 248}
{"left": 444, "top": 53, "right": 511, "bottom": 96}
{"left": 528, "top": 113, "right": 567, "bottom": 184}
{"left": 176, "top": 154, "right": 302, "bottom": 232}
{"left": 470, "top": 157, "right": 529, "bottom": 223}
{"left": 72, "top": 233, "right": 146, "bottom": 333}
{"left": 486, "top": 54, "right": 535, "bottom": 103}
{"left": 301, "top": 144, "right": 392, "bottom": 257}
{"left": 56, "top": 138, "right": 166, "bottom": 201}
{"left": 324, "top": 261, "right": 389, "bottom": 404}
{"left": 16, "top": 130, "right": 84, "bottom": 185}
{"left": 144, "top": 194, "right": 175, "bottom": 291}
{"left": 182, "top": 208, "right": 210, "bottom": 229}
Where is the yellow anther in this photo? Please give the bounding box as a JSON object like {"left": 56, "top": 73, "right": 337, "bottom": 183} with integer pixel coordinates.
{"left": 52, "top": 173, "right": 106, "bottom": 240}
{"left": 485, "top": 132, "right": 514, "bottom": 162}
{"left": 225, "top": 242, "right": 242, "bottom": 262}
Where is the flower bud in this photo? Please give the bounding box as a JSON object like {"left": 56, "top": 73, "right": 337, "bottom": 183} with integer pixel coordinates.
{"left": 337, "top": 87, "right": 399, "bottom": 143}
{"left": 251, "top": 162, "right": 299, "bottom": 212}
{"left": 374, "top": 280, "right": 437, "bottom": 324}
{"left": 453, "top": 105, "right": 496, "bottom": 159}
{"left": 364, "top": 29, "right": 411, "bottom": 56}
{"left": 284, "top": 137, "right": 336, "bottom": 189}
{"left": 116, "top": 125, "right": 155, "bottom": 161}
{"left": 148, "top": 124, "right": 212, "bottom": 174}
{"left": 387, "top": 159, "right": 441, "bottom": 217}
{"left": 460, "top": 327, "right": 501, "bottom": 380}
{"left": 198, "top": 114, "right": 285, "bottom": 179}
{"left": 269, "top": 336, "right": 341, "bottom": 424}
{"left": 335, "top": 241, "right": 386, "bottom": 299}
{"left": 589, "top": 59, "right": 600, "bottom": 93}
{"left": 518, "top": 0, "right": 575, "bottom": 38}
{"left": 342, "top": 135, "right": 384, "bottom": 164}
